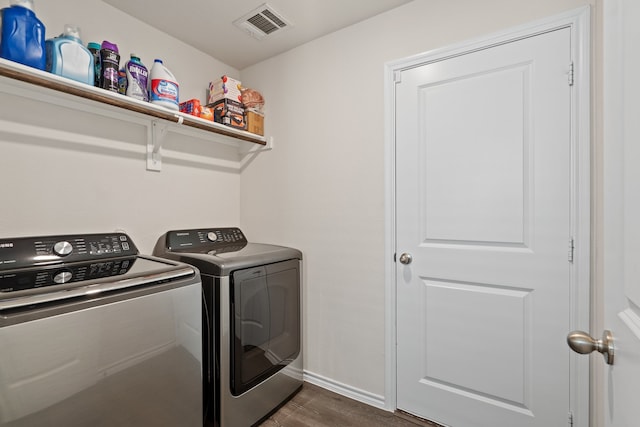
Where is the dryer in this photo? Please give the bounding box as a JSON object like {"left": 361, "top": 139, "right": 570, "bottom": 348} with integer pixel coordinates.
{"left": 153, "top": 228, "right": 302, "bottom": 427}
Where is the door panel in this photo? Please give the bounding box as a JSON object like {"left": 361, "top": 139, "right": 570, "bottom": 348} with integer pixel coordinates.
{"left": 423, "top": 280, "right": 530, "bottom": 404}
{"left": 396, "top": 28, "right": 572, "bottom": 427}
{"left": 421, "top": 64, "right": 528, "bottom": 245}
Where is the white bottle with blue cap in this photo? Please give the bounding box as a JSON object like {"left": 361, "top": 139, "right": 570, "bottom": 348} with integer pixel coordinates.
{"left": 149, "top": 59, "right": 179, "bottom": 110}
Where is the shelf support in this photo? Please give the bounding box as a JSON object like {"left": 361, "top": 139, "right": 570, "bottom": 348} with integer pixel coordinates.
{"left": 239, "top": 136, "right": 274, "bottom": 170}
{"left": 147, "top": 120, "right": 168, "bottom": 171}
{"left": 242, "top": 135, "right": 274, "bottom": 156}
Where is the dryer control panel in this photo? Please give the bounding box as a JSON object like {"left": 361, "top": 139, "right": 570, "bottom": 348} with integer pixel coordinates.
{"left": 167, "top": 228, "right": 247, "bottom": 252}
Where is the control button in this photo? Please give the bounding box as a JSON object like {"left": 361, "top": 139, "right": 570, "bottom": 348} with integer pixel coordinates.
{"left": 53, "top": 241, "right": 73, "bottom": 256}
{"left": 120, "top": 235, "right": 127, "bottom": 241}
{"left": 53, "top": 270, "right": 73, "bottom": 284}
{"left": 207, "top": 232, "right": 218, "bottom": 242}
{"left": 122, "top": 242, "right": 130, "bottom": 250}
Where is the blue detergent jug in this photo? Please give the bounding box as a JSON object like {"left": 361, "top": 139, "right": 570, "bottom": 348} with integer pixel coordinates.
{"left": 46, "top": 25, "right": 94, "bottom": 85}
{"left": 0, "top": 0, "right": 46, "bottom": 70}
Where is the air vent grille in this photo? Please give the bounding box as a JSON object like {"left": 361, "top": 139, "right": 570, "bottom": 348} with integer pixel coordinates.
{"left": 234, "top": 3, "right": 292, "bottom": 40}
{"left": 247, "top": 13, "right": 279, "bottom": 35}
{"left": 261, "top": 9, "right": 287, "bottom": 28}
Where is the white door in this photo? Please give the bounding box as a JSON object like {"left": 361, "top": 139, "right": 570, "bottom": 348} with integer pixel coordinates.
{"left": 600, "top": 0, "right": 640, "bottom": 425}
{"left": 395, "top": 28, "right": 577, "bottom": 427}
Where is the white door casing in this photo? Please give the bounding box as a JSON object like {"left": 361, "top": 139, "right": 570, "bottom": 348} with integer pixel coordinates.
{"left": 384, "top": 8, "right": 590, "bottom": 427}
{"left": 602, "top": 0, "right": 640, "bottom": 426}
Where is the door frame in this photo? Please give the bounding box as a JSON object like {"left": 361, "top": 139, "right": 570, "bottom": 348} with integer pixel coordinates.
{"left": 383, "top": 6, "right": 591, "bottom": 425}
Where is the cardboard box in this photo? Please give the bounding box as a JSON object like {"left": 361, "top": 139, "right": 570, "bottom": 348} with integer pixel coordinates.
{"left": 200, "top": 106, "right": 213, "bottom": 121}
{"left": 179, "top": 99, "right": 201, "bottom": 116}
{"left": 246, "top": 109, "right": 264, "bottom": 136}
{"left": 207, "top": 75, "right": 242, "bottom": 105}
{"left": 210, "top": 99, "right": 246, "bottom": 130}
{"left": 179, "top": 99, "right": 214, "bottom": 121}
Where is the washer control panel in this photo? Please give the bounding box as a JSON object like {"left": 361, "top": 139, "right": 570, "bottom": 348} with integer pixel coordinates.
{"left": 167, "top": 227, "right": 247, "bottom": 251}
{"left": 0, "top": 256, "right": 136, "bottom": 293}
{"left": 0, "top": 233, "right": 138, "bottom": 271}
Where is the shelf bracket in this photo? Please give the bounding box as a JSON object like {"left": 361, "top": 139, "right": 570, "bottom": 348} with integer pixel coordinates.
{"left": 147, "top": 120, "right": 168, "bottom": 171}
{"left": 241, "top": 136, "right": 274, "bottom": 156}
{"left": 239, "top": 136, "right": 274, "bottom": 170}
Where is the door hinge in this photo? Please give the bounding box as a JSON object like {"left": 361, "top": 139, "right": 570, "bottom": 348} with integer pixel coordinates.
{"left": 568, "top": 237, "right": 575, "bottom": 263}
{"left": 568, "top": 62, "right": 575, "bottom": 86}
{"left": 568, "top": 411, "right": 574, "bottom": 427}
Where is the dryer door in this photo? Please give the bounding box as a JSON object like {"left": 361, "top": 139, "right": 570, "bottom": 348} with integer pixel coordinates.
{"left": 230, "top": 259, "right": 300, "bottom": 396}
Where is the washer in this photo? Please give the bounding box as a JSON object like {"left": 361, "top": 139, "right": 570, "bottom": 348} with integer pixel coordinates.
{"left": 0, "top": 232, "right": 202, "bottom": 427}
{"left": 153, "top": 227, "right": 302, "bottom": 427}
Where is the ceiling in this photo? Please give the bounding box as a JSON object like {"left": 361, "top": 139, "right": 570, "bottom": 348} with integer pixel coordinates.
{"left": 102, "top": 0, "right": 413, "bottom": 70}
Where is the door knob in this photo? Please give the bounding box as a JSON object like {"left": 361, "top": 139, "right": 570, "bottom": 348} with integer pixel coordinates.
{"left": 567, "top": 330, "right": 614, "bottom": 365}
{"left": 398, "top": 253, "right": 412, "bottom": 265}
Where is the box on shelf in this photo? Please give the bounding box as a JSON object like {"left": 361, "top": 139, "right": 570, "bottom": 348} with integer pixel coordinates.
{"left": 179, "top": 98, "right": 214, "bottom": 121}
{"left": 179, "top": 99, "right": 201, "bottom": 116}
{"left": 210, "top": 98, "right": 246, "bottom": 130}
{"left": 200, "top": 106, "right": 213, "bottom": 121}
{"left": 208, "top": 75, "right": 242, "bottom": 105}
{"left": 246, "top": 108, "right": 264, "bottom": 136}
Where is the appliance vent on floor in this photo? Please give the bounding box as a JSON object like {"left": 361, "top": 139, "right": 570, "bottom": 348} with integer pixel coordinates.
{"left": 233, "top": 3, "right": 292, "bottom": 40}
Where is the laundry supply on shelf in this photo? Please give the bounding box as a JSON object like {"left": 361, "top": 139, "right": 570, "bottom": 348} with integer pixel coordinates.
{"left": 117, "top": 67, "right": 126, "bottom": 94}
{"left": 180, "top": 99, "right": 215, "bottom": 122}
{"left": 200, "top": 105, "right": 213, "bottom": 121}
{"left": 45, "top": 25, "right": 94, "bottom": 85}
{"left": 239, "top": 87, "right": 264, "bottom": 111}
{"left": 99, "top": 40, "right": 120, "bottom": 93}
{"left": 207, "top": 75, "right": 242, "bottom": 105}
{"left": 179, "top": 98, "right": 201, "bottom": 115}
{"left": 210, "top": 98, "right": 246, "bottom": 130}
{"left": 149, "top": 58, "right": 179, "bottom": 110}
{"left": 0, "top": 0, "right": 46, "bottom": 70}
{"left": 240, "top": 87, "right": 265, "bottom": 135}
{"left": 125, "top": 54, "right": 149, "bottom": 102}
{"left": 87, "top": 42, "right": 101, "bottom": 87}
{"left": 245, "top": 109, "right": 264, "bottom": 135}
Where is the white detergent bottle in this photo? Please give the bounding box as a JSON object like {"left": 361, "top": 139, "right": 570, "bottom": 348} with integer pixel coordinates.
{"left": 149, "top": 59, "right": 179, "bottom": 110}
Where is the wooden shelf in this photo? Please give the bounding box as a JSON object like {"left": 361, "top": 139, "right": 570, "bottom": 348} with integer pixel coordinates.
{"left": 0, "top": 58, "right": 266, "bottom": 146}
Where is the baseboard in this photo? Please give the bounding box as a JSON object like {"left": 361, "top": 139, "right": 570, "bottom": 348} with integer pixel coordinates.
{"left": 303, "top": 370, "right": 388, "bottom": 411}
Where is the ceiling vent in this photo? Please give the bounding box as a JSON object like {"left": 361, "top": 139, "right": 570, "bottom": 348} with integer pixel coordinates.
{"left": 233, "top": 3, "right": 292, "bottom": 40}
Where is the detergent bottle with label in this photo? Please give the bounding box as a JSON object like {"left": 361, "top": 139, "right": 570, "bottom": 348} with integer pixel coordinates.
{"left": 125, "top": 54, "right": 148, "bottom": 102}
{"left": 149, "top": 59, "right": 179, "bottom": 110}
{"left": 45, "top": 25, "right": 94, "bottom": 85}
{"left": 0, "top": 0, "right": 46, "bottom": 70}
{"left": 87, "top": 42, "right": 101, "bottom": 87}
{"left": 99, "top": 40, "right": 120, "bottom": 93}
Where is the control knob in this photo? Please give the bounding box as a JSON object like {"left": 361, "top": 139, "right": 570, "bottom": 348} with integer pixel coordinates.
{"left": 207, "top": 232, "right": 218, "bottom": 242}
{"left": 53, "top": 241, "right": 73, "bottom": 256}
{"left": 53, "top": 270, "right": 72, "bottom": 284}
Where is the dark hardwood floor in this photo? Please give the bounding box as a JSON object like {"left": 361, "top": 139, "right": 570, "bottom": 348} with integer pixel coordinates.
{"left": 258, "top": 382, "right": 443, "bottom": 427}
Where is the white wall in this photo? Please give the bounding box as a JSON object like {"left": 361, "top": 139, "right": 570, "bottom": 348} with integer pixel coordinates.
{"left": 0, "top": 0, "right": 242, "bottom": 252}
{"left": 240, "top": 0, "right": 596, "bottom": 403}
{"left": 0, "top": 0, "right": 602, "bottom": 411}
{"left": 37, "top": 0, "right": 229, "bottom": 102}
